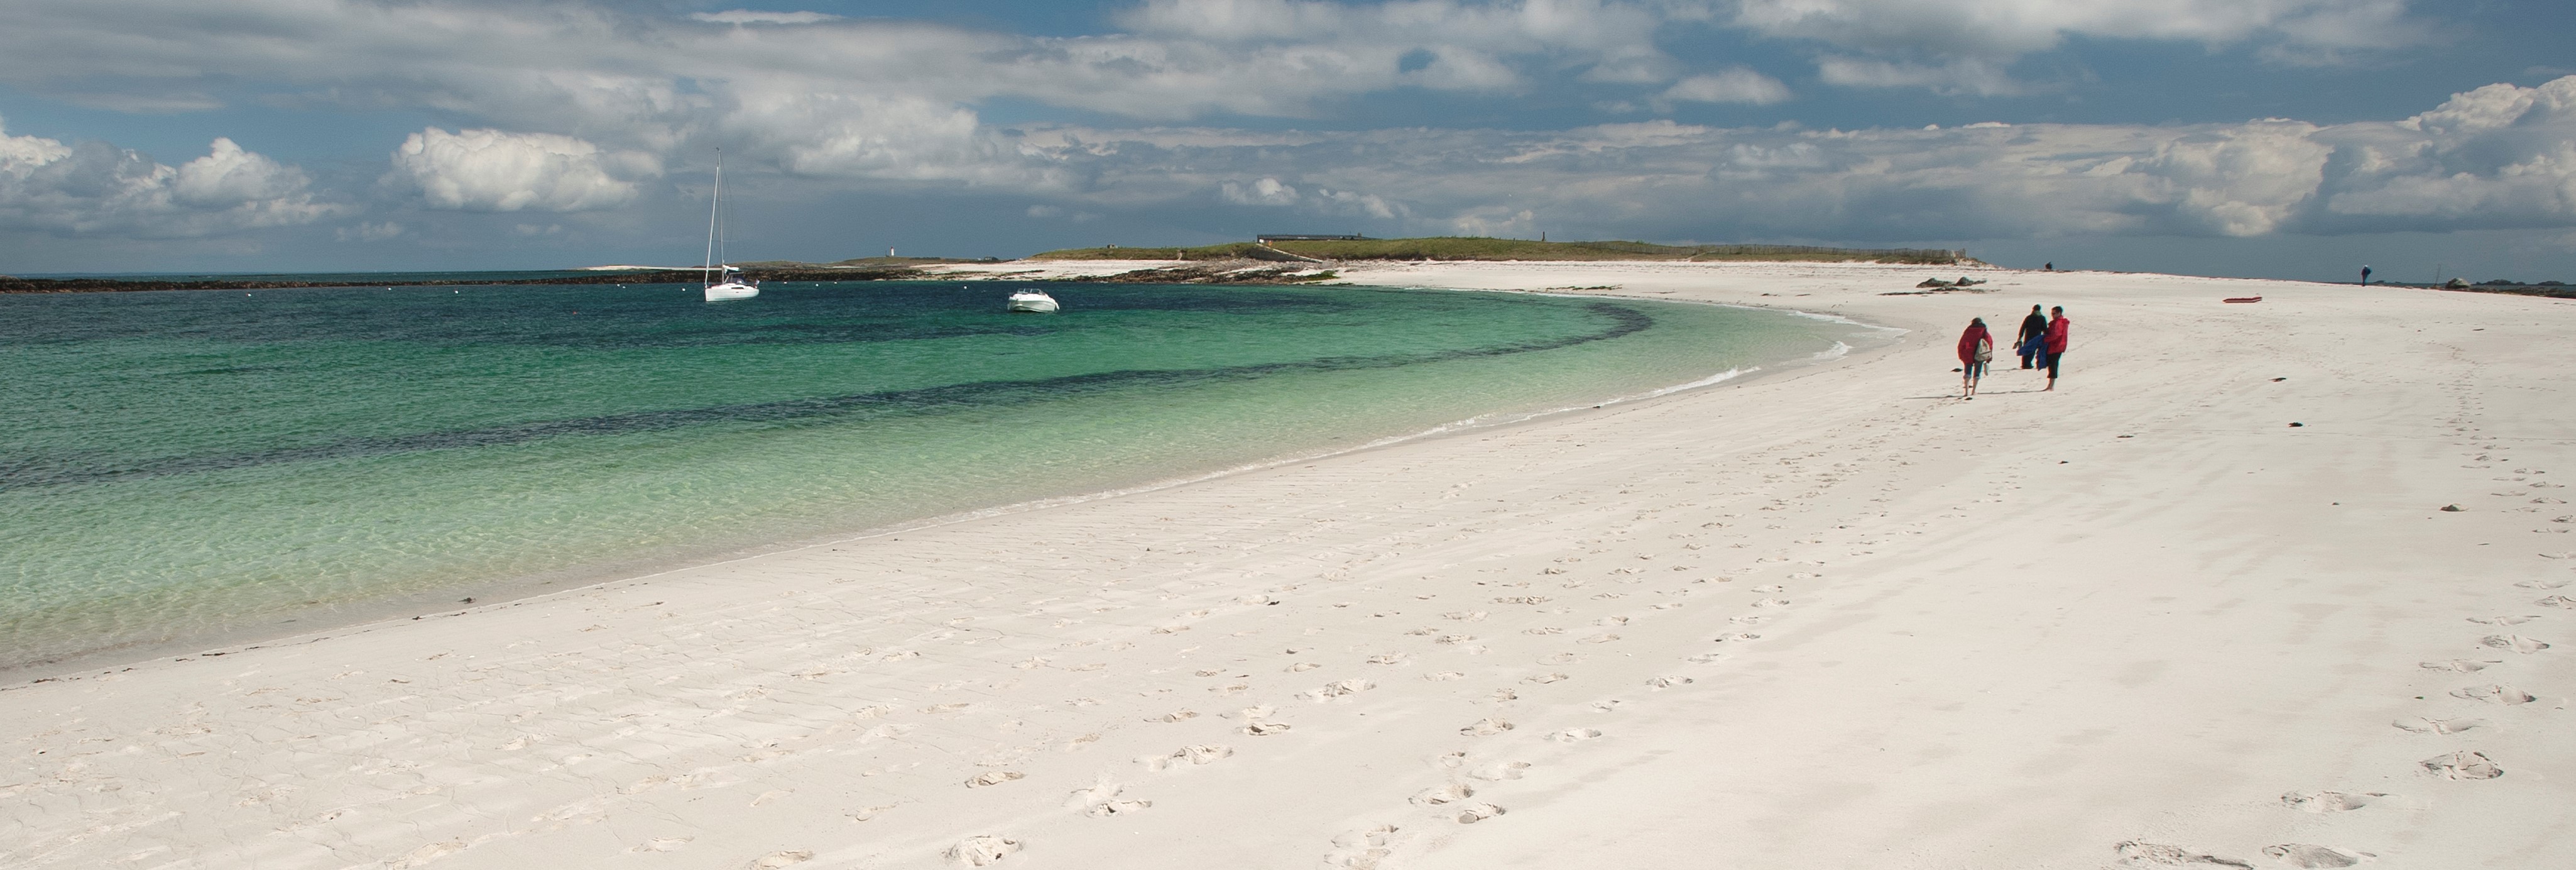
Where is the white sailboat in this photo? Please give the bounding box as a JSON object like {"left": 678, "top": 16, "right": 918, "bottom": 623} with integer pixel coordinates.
{"left": 702, "top": 149, "right": 758, "bottom": 302}
{"left": 1005, "top": 288, "right": 1059, "bottom": 313}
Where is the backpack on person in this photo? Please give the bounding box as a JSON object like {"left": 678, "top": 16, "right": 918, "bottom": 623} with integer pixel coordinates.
{"left": 1974, "top": 338, "right": 1994, "bottom": 363}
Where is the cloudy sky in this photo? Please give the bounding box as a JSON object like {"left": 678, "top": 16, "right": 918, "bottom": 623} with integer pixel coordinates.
{"left": 3, "top": 0, "right": 2572, "bottom": 281}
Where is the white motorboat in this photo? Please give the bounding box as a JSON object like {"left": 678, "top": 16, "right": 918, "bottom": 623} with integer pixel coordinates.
{"left": 701, "top": 149, "right": 758, "bottom": 302}
{"left": 1005, "top": 289, "right": 1059, "bottom": 313}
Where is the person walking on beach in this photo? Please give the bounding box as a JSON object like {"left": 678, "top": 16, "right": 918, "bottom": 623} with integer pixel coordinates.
{"left": 2014, "top": 304, "right": 2047, "bottom": 369}
{"left": 2041, "top": 306, "right": 2071, "bottom": 392}
{"left": 1957, "top": 317, "right": 1994, "bottom": 399}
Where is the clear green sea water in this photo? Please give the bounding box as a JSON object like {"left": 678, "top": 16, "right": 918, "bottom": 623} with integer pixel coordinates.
{"left": 0, "top": 280, "right": 1853, "bottom": 670}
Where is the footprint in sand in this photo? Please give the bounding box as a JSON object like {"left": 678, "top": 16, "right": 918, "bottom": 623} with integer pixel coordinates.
{"left": 2449, "top": 685, "right": 2537, "bottom": 705}
{"left": 2536, "top": 595, "right": 2576, "bottom": 608}
{"left": 1750, "top": 598, "right": 1792, "bottom": 608}
{"left": 1427, "top": 671, "right": 1465, "bottom": 681}
{"left": 2516, "top": 579, "right": 2571, "bottom": 590}
{"left": 1454, "top": 802, "right": 1507, "bottom": 823}
{"left": 1646, "top": 676, "right": 1694, "bottom": 690}
{"left": 1714, "top": 632, "right": 1762, "bottom": 642}
{"left": 965, "top": 770, "right": 1026, "bottom": 788}
{"left": 1335, "top": 823, "right": 1399, "bottom": 847}
{"left": 1067, "top": 778, "right": 1152, "bottom": 817}
{"left": 1152, "top": 710, "right": 1199, "bottom": 723}
{"left": 2418, "top": 660, "right": 2490, "bottom": 672}
{"left": 2114, "top": 840, "right": 2254, "bottom": 868}
{"left": 746, "top": 851, "right": 814, "bottom": 868}
{"left": 2281, "top": 791, "right": 2381, "bottom": 813}
{"left": 1588, "top": 700, "right": 1624, "bottom": 712}
{"left": 1684, "top": 652, "right": 1727, "bottom": 664}
{"left": 1470, "top": 761, "right": 1531, "bottom": 781}
{"left": 2479, "top": 634, "right": 2551, "bottom": 654}
{"left": 1326, "top": 825, "right": 1399, "bottom": 869}
{"left": 1411, "top": 783, "right": 1474, "bottom": 805}
{"left": 946, "top": 836, "right": 1020, "bottom": 866}
{"left": 630, "top": 837, "right": 692, "bottom": 853}
{"left": 2469, "top": 615, "right": 2540, "bottom": 625}
{"left": 1303, "top": 678, "right": 1376, "bottom": 702}
{"left": 2421, "top": 750, "right": 2504, "bottom": 779}
{"left": 1549, "top": 727, "right": 1604, "bottom": 742}
{"left": 2261, "top": 844, "right": 2374, "bottom": 868}
{"left": 1750, "top": 584, "right": 1786, "bottom": 593}
{"left": 1460, "top": 718, "right": 1514, "bottom": 736}
{"left": 1524, "top": 673, "right": 1568, "bottom": 685}
{"left": 1240, "top": 711, "right": 1293, "bottom": 735}
{"left": 1287, "top": 662, "right": 1323, "bottom": 672}
{"left": 1157, "top": 744, "right": 1234, "bottom": 768}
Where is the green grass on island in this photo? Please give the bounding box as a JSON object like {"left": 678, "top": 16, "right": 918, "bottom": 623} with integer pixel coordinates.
{"left": 1029, "top": 237, "right": 1970, "bottom": 265}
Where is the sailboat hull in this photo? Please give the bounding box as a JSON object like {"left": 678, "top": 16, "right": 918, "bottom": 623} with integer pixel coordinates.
{"left": 704, "top": 282, "right": 758, "bottom": 301}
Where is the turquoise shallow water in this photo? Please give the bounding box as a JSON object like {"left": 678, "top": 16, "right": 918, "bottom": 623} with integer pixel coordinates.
{"left": 0, "top": 280, "right": 1853, "bottom": 670}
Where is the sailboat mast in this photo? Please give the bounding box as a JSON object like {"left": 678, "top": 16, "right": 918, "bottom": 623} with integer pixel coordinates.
{"left": 703, "top": 149, "right": 723, "bottom": 287}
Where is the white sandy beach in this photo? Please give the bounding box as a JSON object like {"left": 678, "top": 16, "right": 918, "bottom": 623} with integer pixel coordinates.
{"left": 7, "top": 261, "right": 2573, "bottom": 869}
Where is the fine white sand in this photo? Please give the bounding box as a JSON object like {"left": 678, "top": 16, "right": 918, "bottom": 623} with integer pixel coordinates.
{"left": 8, "top": 262, "right": 2573, "bottom": 869}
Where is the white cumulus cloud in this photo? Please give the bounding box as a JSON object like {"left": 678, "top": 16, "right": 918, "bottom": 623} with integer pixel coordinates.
{"left": 1816, "top": 57, "right": 2024, "bottom": 97}
{"left": 1022, "top": 76, "right": 2576, "bottom": 243}
{"left": 2320, "top": 76, "right": 2576, "bottom": 229}
{"left": 0, "top": 123, "right": 336, "bottom": 237}
{"left": 1739, "top": 0, "right": 2429, "bottom": 94}
{"left": 690, "top": 10, "right": 842, "bottom": 25}
{"left": 1221, "top": 177, "right": 1302, "bottom": 206}
{"left": 1661, "top": 69, "right": 1793, "bottom": 106}
{"left": 1731, "top": 0, "right": 2423, "bottom": 58}
{"left": 336, "top": 220, "right": 403, "bottom": 241}
{"left": 386, "top": 128, "right": 661, "bottom": 212}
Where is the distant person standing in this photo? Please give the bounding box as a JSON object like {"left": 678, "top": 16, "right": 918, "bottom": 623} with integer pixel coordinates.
{"left": 2015, "top": 304, "right": 2048, "bottom": 369}
{"left": 2041, "top": 306, "right": 2071, "bottom": 392}
{"left": 2043, "top": 262, "right": 2053, "bottom": 271}
{"left": 1957, "top": 317, "right": 1995, "bottom": 399}
{"left": 2360, "top": 265, "right": 2372, "bottom": 285}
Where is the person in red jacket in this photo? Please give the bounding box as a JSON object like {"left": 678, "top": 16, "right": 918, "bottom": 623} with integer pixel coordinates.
{"left": 1955, "top": 317, "right": 1994, "bottom": 399}
{"left": 2041, "top": 306, "right": 2071, "bottom": 391}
